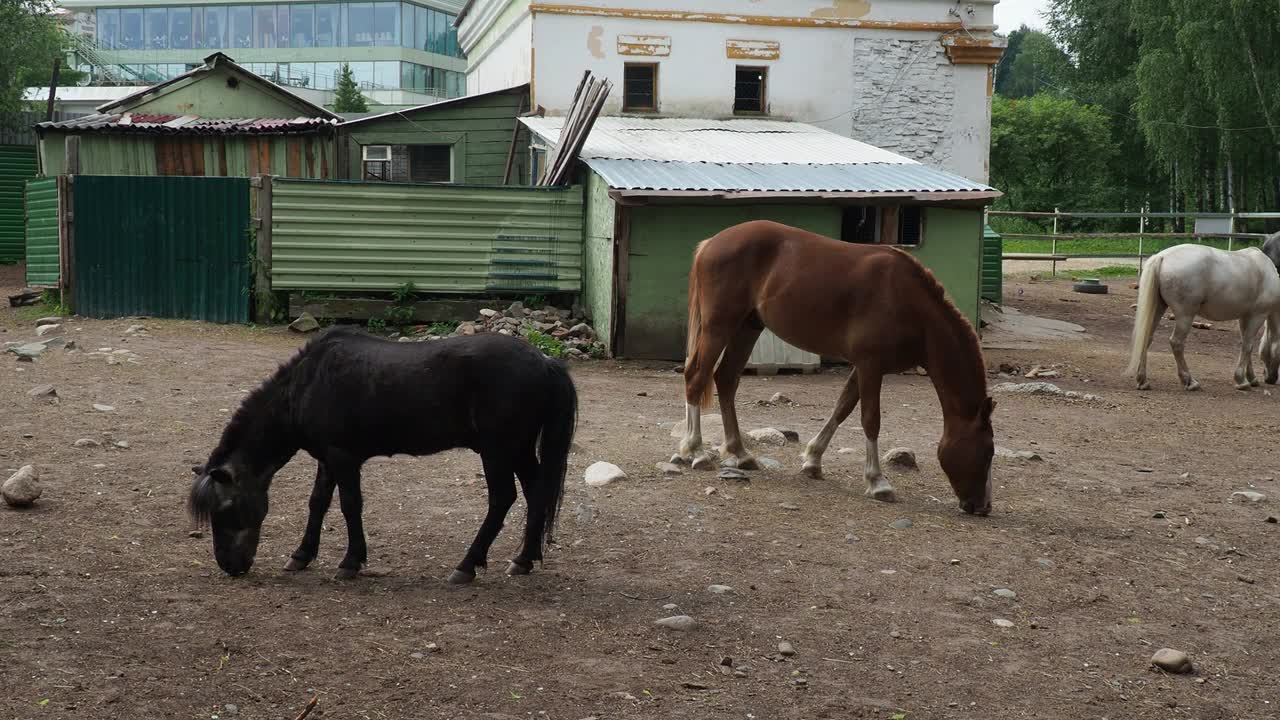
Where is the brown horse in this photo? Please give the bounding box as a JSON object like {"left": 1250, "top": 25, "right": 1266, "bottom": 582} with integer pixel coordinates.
{"left": 673, "top": 220, "right": 996, "bottom": 515}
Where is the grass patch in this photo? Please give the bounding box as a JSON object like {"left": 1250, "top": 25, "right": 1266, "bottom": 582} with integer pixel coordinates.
{"left": 523, "top": 329, "right": 564, "bottom": 358}
{"left": 1002, "top": 236, "right": 1262, "bottom": 257}
{"left": 1065, "top": 265, "right": 1140, "bottom": 279}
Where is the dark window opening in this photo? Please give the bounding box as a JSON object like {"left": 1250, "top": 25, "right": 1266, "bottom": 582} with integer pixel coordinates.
{"left": 623, "top": 63, "right": 658, "bottom": 112}
{"left": 841, "top": 207, "right": 879, "bottom": 244}
{"left": 734, "top": 66, "right": 767, "bottom": 114}
{"left": 363, "top": 160, "right": 389, "bottom": 181}
{"left": 409, "top": 144, "right": 451, "bottom": 182}
{"left": 898, "top": 206, "right": 923, "bottom": 246}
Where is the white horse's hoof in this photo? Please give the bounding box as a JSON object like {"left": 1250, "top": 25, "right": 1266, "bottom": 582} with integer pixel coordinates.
{"left": 1250, "top": 378, "right": 1261, "bottom": 387}
{"left": 1236, "top": 382, "right": 1252, "bottom": 391}
{"left": 865, "top": 483, "right": 898, "bottom": 503}
{"left": 669, "top": 453, "right": 692, "bottom": 466}
{"left": 722, "top": 455, "right": 760, "bottom": 471}
{"left": 691, "top": 454, "right": 717, "bottom": 471}
{"left": 1184, "top": 380, "right": 1201, "bottom": 392}
{"left": 800, "top": 463, "right": 823, "bottom": 479}
{"left": 1136, "top": 381, "right": 1151, "bottom": 391}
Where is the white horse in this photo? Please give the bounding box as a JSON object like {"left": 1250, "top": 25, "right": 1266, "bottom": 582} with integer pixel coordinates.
{"left": 1126, "top": 243, "right": 1280, "bottom": 391}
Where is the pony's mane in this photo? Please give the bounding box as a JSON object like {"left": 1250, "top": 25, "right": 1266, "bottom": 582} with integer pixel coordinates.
{"left": 891, "top": 248, "right": 987, "bottom": 387}
{"left": 207, "top": 326, "right": 359, "bottom": 465}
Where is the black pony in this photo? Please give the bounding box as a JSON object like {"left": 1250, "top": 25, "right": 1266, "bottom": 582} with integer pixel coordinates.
{"left": 188, "top": 327, "right": 577, "bottom": 583}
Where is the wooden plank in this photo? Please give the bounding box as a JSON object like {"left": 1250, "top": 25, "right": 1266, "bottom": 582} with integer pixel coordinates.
{"left": 218, "top": 137, "right": 228, "bottom": 176}
{"left": 289, "top": 295, "right": 502, "bottom": 323}
{"left": 259, "top": 139, "right": 272, "bottom": 175}
{"left": 503, "top": 94, "right": 529, "bottom": 185}
{"left": 254, "top": 176, "right": 274, "bottom": 322}
{"left": 190, "top": 137, "right": 206, "bottom": 175}
{"left": 305, "top": 138, "right": 316, "bottom": 178}
{"left": 287, "top": 138, "right": 302, "bottom": 178}
{"left": 880, "top": 206, "right": 900, "bottom": 245}
{"left": 248, "top": 138, "right": 260, "bottom": 176}
{"left": 64, "top": 135, "right": 80, "bottom": 174}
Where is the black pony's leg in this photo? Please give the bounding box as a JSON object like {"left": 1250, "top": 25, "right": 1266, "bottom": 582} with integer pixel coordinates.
{"left": 285, "top": 463, "right": 336, "bottom": 572}
{"left": 448, "top": 452, "right": 517, "bottom": 585}
{"left": 333, "top": 460, "right": 368, "bottom": 580}
{"left": 509, "top": 451, "right": 543, "bottom": 576}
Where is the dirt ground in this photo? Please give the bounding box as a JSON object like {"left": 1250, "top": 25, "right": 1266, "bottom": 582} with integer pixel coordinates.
{"left": 3, "top": 263, "right": 1279, "bottom": 720}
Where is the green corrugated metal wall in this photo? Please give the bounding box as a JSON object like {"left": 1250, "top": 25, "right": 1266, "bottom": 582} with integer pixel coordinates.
{"left": 24, "top": 178, "right": 59, "bottom": 286}
{"left": 73, "top": 176, "right": 251, "bottom": 322}
{"left": 0, "top": 144, "right": 39, "bottom": 262}
{"left": 981, "top": 224, "right": 1002, "bottom": 304}
{"left": 270, "top": 179, "right": 584, "bottom": 293}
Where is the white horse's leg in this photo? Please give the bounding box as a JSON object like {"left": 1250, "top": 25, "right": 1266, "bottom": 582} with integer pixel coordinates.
{"left": 1236, "top": 314, "right": 1265, "bottom": 390}
{"left": 801, "top": 369, "right": 860, "bottom": 479}
{"left": 1169, "top": 313, "right": 1200, "bottom": 391}
{"left": 1136, "top": 297, "right": 1168, "bottom": 391}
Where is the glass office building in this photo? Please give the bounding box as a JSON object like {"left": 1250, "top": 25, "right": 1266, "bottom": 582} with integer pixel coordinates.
{"left": 65, "top": 1, "right": 466, "bottom": 97}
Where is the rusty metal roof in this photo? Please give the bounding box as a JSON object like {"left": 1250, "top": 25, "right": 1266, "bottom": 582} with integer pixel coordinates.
{"left": 519, "top": 116, "right": 999, "bottom": 201}
{"left": 35, "top": 113, "right": 338, "bottom": 135}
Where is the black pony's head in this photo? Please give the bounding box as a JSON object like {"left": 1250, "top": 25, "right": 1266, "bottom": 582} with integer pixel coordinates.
{"left": 189, "top": 462, "right": 271, "bottom": 576}
{"left": 1264, "top": 232, "right": 1280, "bottom": 271}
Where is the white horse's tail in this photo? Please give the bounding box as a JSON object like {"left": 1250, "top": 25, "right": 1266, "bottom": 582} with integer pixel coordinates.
{"left": 1126, "top": 255, "right": 1164, "bottom": 377}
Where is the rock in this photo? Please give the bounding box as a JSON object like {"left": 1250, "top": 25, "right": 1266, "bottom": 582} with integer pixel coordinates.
{"left": 93, "top": 404, "right": 115, "bottom": 413}
{"left": 837, "top": 447, "right": 857, "bottom": 454}
{"left": 114, "top": 440, "right": 130, "bottom": 449}
{"left": 584, "top": 461, "right": 626, "bottom": 487}
{"left": 779, "top": 502, "right": 800, "bottom": 511}
{"left": 993, "top": 588, "right": 1016, "bottom": 599}
{"left": 568, "top": 323, "right": 593, "bottom": 338}
{"left": 992, "top": 618, "right": 1015, "bottom": 628}
{"left": 8, "top": 342, "right": 46, "bottom": 359}
{"left": 73, "top": 438, "right": 101, "bottom": 448}
{"left": 456, "top": 322, "right": 477, "bottom": 336}
{"left": 1232, "top": 490, "right": 1267, "bottom": 504}
{"left": 479, "top": 308, "right": 498, "bottom": 318}
{"left": 1023, "top": 365, "right": 1058, "bottom": 379}
{"left": 506, "top": 301, "right": 526, "bottom": 316}
{"left": 2, "top": 465, "right": 41, "bottom": 507}
{"left": 125, "top": 324, "right": 147, "bottom": 335}
{"left": 35, "top": 316, "right": 63, "bottom": 327}
{"left": 654, "top": 615, "right": 698, "bottom": 631}
{"left": 637, "top": 391, "right": 648, "bottom": 397}
{"left": 995, "top": 446, "right": 1042, "bottom": 461}
{"left": 704, "top": 486, "right": 717, "bottom": 496}
{"left": 889, "top": 518, "right": 913, "bottom": 530}
{"left": 747, "top": 428, "right": 788, "bottom": 447}
{"left": 654, "top": 462, "right": 683, "bottom": 476}
{"left": 1152, "top": 511, "right": 1167, "bottom": 519}
{"left": 35, "top": 324, "right": 63, "bottom": 337}
{"left": 288, "top": 313, "right": 320, "bottom": 333}
{"left": 883, "top": 447, "right": 917, "bottom": 469}
{"left": 769, "top": 392, "right": 792, "bottom": 405}
{"left": 574, "top": 504, "right": 595, "bottom": 523}
{"left": 777, "top": 641, "right": 796, "bottom": 657}
{"left": 758, "top": 457, "right": 783, "bottom": 470}
{"left": 707, "top": 584, "right": 734, "bottom": 594}
{"left": 1192, "top": 321, "right": 1212, "bottom": 330}
{"left": 28, "top": 384, "right": 57, "bottom": 401}
{"left": 222, "top": 704, "right": 239, "bottom": 715}
{"left": 1266, "top": 515, "right": 1279, "bottom": 524}
{"left": 846, "top": 533, "right": 859, "bottom": 543}
{"left": 717, "top": 467, "right": 749, "bottom": 481}
{"left": 424, "top": 642, "right": 441, "bottom": 653}
{"left": 1151, "top": 648, "right": 1193, "bottom": 674}
{"left": 188, "top": 530, "right": 204, "bottom": 538}
{"left": 777, "top": 429, "right": 801, "bottom": 443}
{"left": 397, "top": 336, "right": 413, "bottom": 342}
{"left": 890, "top": 630, "right": 902, "bottom": 638}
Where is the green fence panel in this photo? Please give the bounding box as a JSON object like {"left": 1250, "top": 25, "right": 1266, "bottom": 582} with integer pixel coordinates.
{"left": 981, "top": 224, "right": 1002, "bottom": 304}
{"left": 270, "top": 179, "right": 584, "bottom": 293}
{"left": 24, "top": 178, "right": 59, "bottom": 286}
{"left": 0, "top": 144, "right": 39, "bottom": 262}
{"left": 72, "top": 176, "right": 251, "bottom": 323}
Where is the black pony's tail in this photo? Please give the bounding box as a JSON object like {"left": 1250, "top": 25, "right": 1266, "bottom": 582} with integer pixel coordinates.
{"left": 537, "top": 359, "right": 577, "bottom": 550}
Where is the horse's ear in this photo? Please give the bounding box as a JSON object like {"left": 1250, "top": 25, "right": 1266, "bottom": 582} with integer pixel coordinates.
{"left": 191, "top": 464, "right": 205, "bottom": 476}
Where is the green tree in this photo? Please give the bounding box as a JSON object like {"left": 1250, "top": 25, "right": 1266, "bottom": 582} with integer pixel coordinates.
{"left": 0, "top": 1, "right": 65, "bottom": 128}
{"left": 995, "top": 27, "right": 1071, "bottom": 99}
{"left": 332, "top": 63, "right": 369, "bottom": 113}
{"left": 990, "top": 94, "right": 1117, "bottom": 212}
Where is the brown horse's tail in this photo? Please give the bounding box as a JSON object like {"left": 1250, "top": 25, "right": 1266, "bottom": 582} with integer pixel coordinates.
{"left": 685, "top": 241, "right": 714, "bottom": 408}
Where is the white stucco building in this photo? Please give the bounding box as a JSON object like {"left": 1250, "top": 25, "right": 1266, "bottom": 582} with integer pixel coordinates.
{"left": 456, "top": 0, "right": 1005, "bottom": 183}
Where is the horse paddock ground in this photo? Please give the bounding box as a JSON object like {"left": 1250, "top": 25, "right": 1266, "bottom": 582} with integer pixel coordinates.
{"left": 3, "top": 263, "right": 1278, "bottom": 719}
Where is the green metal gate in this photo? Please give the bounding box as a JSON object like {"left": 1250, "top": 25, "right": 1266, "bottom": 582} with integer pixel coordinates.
{"left": 0, "top": 145, "right": 39, "bottom": 262}
{"left": 72, "top": 176, "right": 251, "bottom": 322}
{"left": 24, "top": 178, "right": 59, "bottom": 286}
{"left": 981, "top": 224, "right": 1003, "bottom": 304}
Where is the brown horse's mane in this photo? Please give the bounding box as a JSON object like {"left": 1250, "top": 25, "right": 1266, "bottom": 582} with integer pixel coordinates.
{"left": 890, "top": 247, "right": 987, "bottom": 389}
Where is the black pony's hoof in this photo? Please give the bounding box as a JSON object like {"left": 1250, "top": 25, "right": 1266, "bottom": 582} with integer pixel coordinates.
{"left": 447, "top": 569, "right": 476, "bottom": 585}
{"left": 284, "top": 557, "right": 310, "bottom": 572}
{"left": 334, "top": 567, "right": 360, "bottom": 580}
{"left": 506, "top": 560, "right": 533, "bottom": 576}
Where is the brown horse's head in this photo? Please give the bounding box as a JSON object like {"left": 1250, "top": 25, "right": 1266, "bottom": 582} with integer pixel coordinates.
{"left": 937, "top": 397, "right": 996, "bottom": 516}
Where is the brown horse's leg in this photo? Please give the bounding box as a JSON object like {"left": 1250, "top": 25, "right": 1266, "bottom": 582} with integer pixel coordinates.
{"left": 715, "top": 324, "right": 764, "bottom": 469}
{"left": 857, "top": 367, "right": 897, "bottom": 502}
{"left": 801, "top": 368, "right": 861, "bottom": 479}
{"left": 675, "top": 325, "right": 735, "bottom": 469}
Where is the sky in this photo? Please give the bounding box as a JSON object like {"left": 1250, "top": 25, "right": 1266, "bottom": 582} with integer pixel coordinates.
{"left": 994, "top": 0, "right": 1050, "bottom": 33}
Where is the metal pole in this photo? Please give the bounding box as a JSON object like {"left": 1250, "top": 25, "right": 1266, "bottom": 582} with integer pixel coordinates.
{"left": 1138, "top": 203, "right": 1146, "bottom": 271}
{"left": 1227, "top": 209, "right": 1235, "bottom": 252}
{"left": 1051, "top": 207, "right": 1059, "bottom": 277}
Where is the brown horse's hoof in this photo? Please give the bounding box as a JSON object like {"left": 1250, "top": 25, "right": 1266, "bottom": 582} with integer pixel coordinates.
{"left": 284, "top": 558, "right": 310, "bottom": 572}
{"left": 333, "top": 567, "right": 359, "bottom": 580}
{"left": 506, "top": 560, "right": 533, "bottom": 576}
{"left": 447, "top": 569, "right": 476, "bottom": 585}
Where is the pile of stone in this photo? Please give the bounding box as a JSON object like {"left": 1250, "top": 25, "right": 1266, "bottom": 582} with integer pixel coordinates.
{"left": 410, "top": 301, "right": 605, "bottom": 360}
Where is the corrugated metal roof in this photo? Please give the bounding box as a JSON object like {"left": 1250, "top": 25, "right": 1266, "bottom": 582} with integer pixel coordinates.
{"left": 35, "top": 113, "right": 337, "bottom": 135}
{"left": 587, "top": 159, "right": 993, "bottom": 194}
{"left": 519, "top": 116, "right": 998, "bottom": 197}
{"left": 521, "top": 116, "right": 908, "bottom": 165}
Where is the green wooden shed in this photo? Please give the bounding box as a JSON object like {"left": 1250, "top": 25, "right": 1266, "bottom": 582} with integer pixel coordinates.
{"left": 522, "top": 117, "right": 1002, "bottom": 361}
{"left": 338, "top": 85, "right": 531, "bottom": 185}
